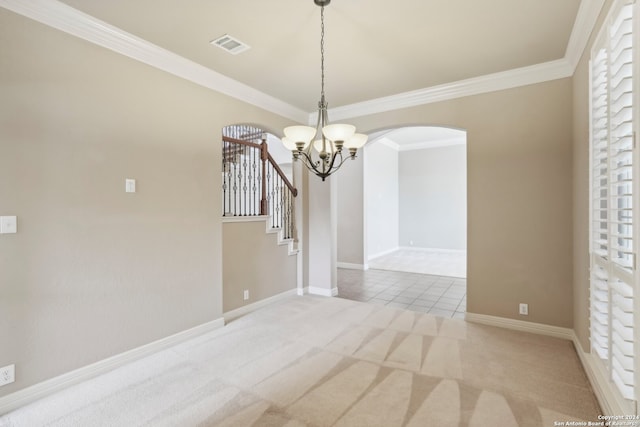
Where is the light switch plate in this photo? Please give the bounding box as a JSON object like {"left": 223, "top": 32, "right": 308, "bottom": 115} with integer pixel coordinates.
{"left": 0, "top": 216, "right": 17, "bottom": 234}
{"left": 125, "top": 179, "right": 136, "bottom": 193}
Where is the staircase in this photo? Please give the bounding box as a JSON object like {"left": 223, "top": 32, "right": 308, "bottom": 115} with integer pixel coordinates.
{"left": 221, "top": 126, "right": 298, "bottom": 250}
{"left": 221, "top": 126, "right": 300, "bottom": 313}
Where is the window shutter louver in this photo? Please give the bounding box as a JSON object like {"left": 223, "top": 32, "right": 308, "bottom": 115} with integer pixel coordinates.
{"left": 610, "top": 2, "right": 635, "bottom": 273}
{"left": 591, "top": 264, "right": 610, "bottom": 360}
{"left": 592, "top": 45, "right": 610, "bottom": 260}
{"left": 612, "top": 277, "right": 635, "bottom": 398}
{"left": 589, "top": 0, "right": 636, "bottom": 405}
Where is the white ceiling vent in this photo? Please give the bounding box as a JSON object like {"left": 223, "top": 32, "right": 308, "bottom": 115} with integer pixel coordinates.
{"left": 210, "top": 34, "right": 250, "bottom": 55}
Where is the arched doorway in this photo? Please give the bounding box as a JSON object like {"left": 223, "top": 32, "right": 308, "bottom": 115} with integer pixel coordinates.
{"left": 336, "top": 125, "right": 467, "bottom": 319}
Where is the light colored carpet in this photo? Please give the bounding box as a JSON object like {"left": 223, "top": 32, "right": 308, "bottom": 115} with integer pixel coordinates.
{"left": 0, "top": 295, "right": 599, "bottom": 426}
{"left": 368, "top": 248, "right": 466, "bottom": 278}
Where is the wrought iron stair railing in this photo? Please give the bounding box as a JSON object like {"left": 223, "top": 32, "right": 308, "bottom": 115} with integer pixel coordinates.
{"left": 222, "top": 135, "right": 297, "bottom": 240}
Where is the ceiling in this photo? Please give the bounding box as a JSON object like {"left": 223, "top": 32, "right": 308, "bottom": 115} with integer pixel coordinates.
{"left": 58, "top": 0, "right": 582, "bottom": 113}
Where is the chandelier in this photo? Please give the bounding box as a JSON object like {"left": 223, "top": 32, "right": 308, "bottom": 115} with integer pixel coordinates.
{"left": 282, "top": 0, "right": 367, "bottom": 181}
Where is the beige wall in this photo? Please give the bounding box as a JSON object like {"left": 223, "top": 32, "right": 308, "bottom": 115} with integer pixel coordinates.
{"left": 572, "top": 0, "right": 614, "bottom": 352}
{"left": 222, "top": 221, "right": 297, "bottom": 312}
{"left": 336, "top": 156, "right": 364, "bottom": 266}
{"left": 0, "top": 9, "right": 294, "bottom": 397}
{"left": 347, "top": 78, "right": 574, "bottom": 327}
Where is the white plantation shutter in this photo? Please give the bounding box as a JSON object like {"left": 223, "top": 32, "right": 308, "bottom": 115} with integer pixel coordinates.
{"left": 612, "top": 277, "right": 634, "bottom": 397}
{"left": 591, "top": 263, "right": 610, "bottom": 360}
{"left": 589, "top": 0, "right": 637, "bottom": 404}
{"left": 592, "top": 41, "right": 609, "bottom": 262}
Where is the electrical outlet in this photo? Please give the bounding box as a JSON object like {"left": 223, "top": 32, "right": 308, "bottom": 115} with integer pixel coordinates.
{"left": 0, "top": 364, "right": 15, "bottom": 387}
{"left": 243, "top": 290, "right": 249, "bottom": 301}
{"left": 519, "top": 303, "right": 528, "bottom": 316}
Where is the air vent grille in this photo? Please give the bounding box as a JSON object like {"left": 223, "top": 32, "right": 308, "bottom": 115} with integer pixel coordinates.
{"left": 210, "top": 34, "right": 250, "bottom": 55}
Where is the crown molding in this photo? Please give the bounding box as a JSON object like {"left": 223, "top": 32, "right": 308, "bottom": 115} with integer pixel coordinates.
{"left": 326, "top": 58, "right": 574, "bottom": 121}
{"left": 0, "top": 0, "right": 308, "bottom": 123}
{"left": 565, "top": 0, "right": 607, "bottom": 71}
{"left": 1, "top": 0, "right": 606, "bottom": 125}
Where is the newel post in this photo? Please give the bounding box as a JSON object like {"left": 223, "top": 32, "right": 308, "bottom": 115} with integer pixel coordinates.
{"left": 260, "top": 138, "right": 268, "bottom": 216}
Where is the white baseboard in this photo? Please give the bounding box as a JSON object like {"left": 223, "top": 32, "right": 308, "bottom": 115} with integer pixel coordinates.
{"left": 399, "top": 246, "right": 466, "bottom": 254}
{"left": 571, "top": 332, "right": 636, "bottom": 416}
{"left": 465, "top": 313, "right": 573, "bottom": 340}
{"left": 224, "top": 288, "right": 298, "bottom": 322}
{"left": 465, "top": 313, "right": 638, "bottom": 415}
{"left": 308, "top": 286, "right": 339, "bottom": 297}
{"left": 0, "top": 317, "right": 225, "bottom": 415}
{"left": 337, "top": 262, "right": 367, "bottom": 270}
{"left": 367, "top": 247, "right": 400, "bottom": 261}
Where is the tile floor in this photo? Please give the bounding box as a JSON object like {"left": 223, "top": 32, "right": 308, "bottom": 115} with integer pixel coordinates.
{"left": 337, "top": 268, "right": 466, "bottom": 319}
{"left": 369, "top": 248, "right": 466, "bottom": 278}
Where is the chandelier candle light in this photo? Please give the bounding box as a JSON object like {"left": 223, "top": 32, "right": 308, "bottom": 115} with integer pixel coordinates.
{"left": 282, "top": 0, "right": 368, "bottom": 181}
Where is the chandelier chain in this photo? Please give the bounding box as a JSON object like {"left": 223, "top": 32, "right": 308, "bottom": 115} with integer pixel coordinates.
{"left": 320, "top": 6, "right": 325, "bottom": 101}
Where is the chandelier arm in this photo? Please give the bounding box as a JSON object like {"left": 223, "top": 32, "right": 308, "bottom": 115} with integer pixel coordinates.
{"left": 324, "top": 148, "right": 342, "bottom": 174}
{"left": 294, "top": 149, "right": 353, "bottom": 181}
{"left": 296, "top": 151, "right": 321, "bottom": 173}
{"left": 297, "top": 150, "right": 336, "bottom": 180}
{"left": 302, "top": 140, "right": 315, "bottom": 159}
{"left": 330, "top": 152, "right": 353, "bottom": 172}
{"left": 309, "top": 157, "right": 328, "bottom": 176}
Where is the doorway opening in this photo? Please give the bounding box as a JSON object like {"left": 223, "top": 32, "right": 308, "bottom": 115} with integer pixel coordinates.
{"left": 337, "top": 125, "right": 467, "bottom": 319}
